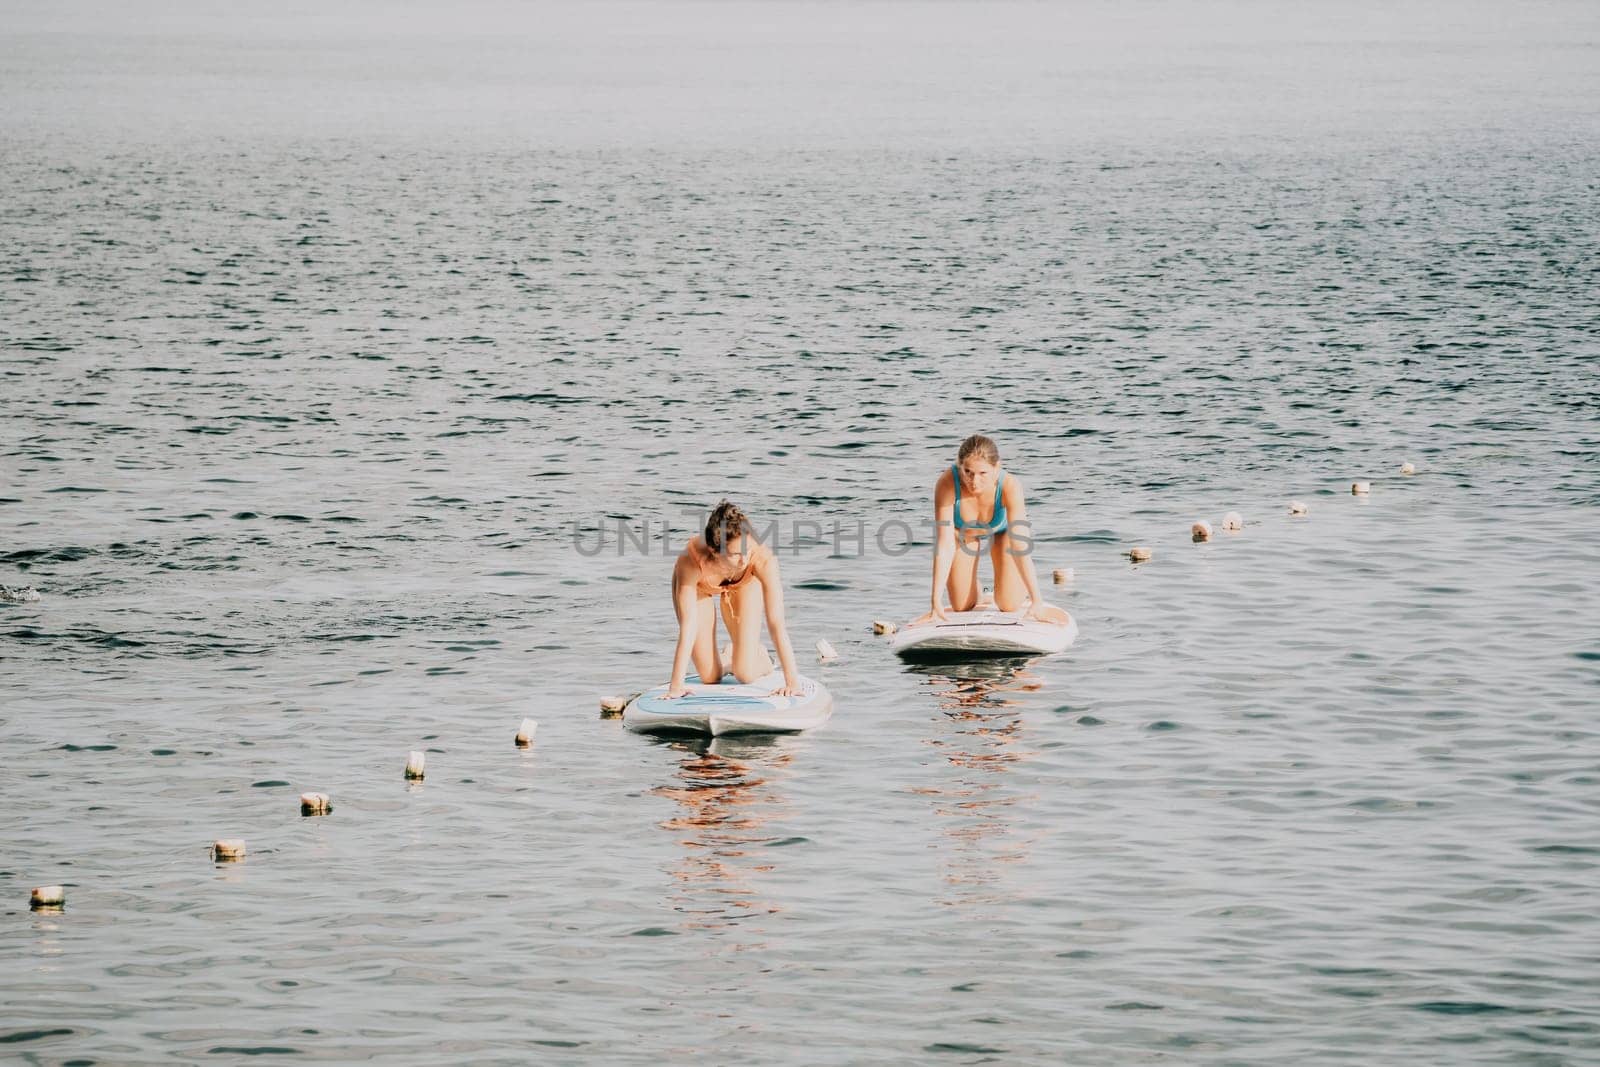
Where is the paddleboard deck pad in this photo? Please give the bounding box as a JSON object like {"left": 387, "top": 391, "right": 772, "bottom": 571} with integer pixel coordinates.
{"left": 625, "top": 669, "right": 833, "bottom": 736}
{"left": 891, "top": 609, "right": 1078, "bottom": 660}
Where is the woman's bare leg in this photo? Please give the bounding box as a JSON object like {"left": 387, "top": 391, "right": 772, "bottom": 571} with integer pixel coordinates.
{"left": 992, "top": 533, "right": 1069, "bottom": 622}
{"left": 721, "top": 580, "right": 774, "bottom": 683}
{"left": 946, "top": 535, "right": 984, "bottom": 611}
{"left": 687, "top": 593, "right": 723, "bottom": 683}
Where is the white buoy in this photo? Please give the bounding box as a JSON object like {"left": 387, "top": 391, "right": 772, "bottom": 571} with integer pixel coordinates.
{"left": 1400, "top": 462, "right": 1415, "bottom": 475}
{"left": 1128, "top": 546, "right": 1152, "bottom": 563}
{"left": 1052, "top": 567, "right": 1073, "bottom": 584}
{"left": 1221, "top": 512, "right": 1243, "bottom": 532}
{"left": 871, "top": 620, "right": 897, "bottom": 636}
{"left": 1191, "top": 521, "right": 1213, "bottom": 543}
{"left": 515, "top": 717, "right": 538, "bottom": 745}
{"left": 212, "top": 839, "right": 246, "bottom": 862}
{"left": 1289, "top": 500, "right": 1308, "bottom": 516}
{"left": 404, "top": 751, "right": 425, "bottom": 780}
{"left": 816, "top": 638, "right": 838, "bottom": 662}
{"left": 30, "top": 885, "right": 65, "bottom": 909}
{"left": 599, "top": 695, "right": 630, "bottom": 719}
{"left": 300, "top": 792, "right": 331, "bottom": 817}
{"left": 1352, "top": 481, "right": 1370, "bottom": 495}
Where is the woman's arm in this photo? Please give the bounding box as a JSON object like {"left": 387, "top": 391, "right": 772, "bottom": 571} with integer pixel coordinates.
{"left": 756, "top": 552, "right": 803, "bottom": 696}
{"left": 917, "top": 473, "right": 956, "bottom": 623}
{"left": 665, "top": 557, "right": 699, "bottom": 698}
{"left": 1003, "top": 477, "right": 1052, "bottom": 621}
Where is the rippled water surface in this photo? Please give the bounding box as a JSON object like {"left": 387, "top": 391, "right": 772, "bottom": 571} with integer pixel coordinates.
{"left": 4, "top": 2, "right": 1600, "bottom": 1063}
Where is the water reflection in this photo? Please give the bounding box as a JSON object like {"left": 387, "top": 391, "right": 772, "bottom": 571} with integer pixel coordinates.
{"left": 650, "top": 735, "right": 794, "bottom": 933}
{"left": 907, "top": 657, "right": 1044, "bottom": 907}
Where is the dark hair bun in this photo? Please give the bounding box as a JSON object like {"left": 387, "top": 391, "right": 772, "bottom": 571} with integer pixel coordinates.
{"left": 705, "top": 500, "right": 751, "bottom": 554}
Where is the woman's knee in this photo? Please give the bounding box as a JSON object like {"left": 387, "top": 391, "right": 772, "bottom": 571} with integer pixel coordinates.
{"left": 732, "top": 650, "right": 773, "bottom": 684}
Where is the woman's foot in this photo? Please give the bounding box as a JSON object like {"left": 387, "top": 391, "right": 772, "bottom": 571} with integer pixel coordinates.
{"left": 1019, "top": 599, "right": 1070, "bottom": 626}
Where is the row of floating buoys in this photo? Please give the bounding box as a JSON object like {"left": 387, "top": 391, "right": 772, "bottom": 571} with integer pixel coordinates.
{"left": 1129, "top": 463, "right": 1416, "bottom": 563}
{"left": 26, "top": 728, "right": 544, "bottom": 898}
{"left": 1190, "top": 511, "right": 1245, "bottom": 543}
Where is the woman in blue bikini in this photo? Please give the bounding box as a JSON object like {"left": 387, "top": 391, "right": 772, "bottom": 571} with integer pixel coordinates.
{"left": 913, "top": 434, "right": 1070, "bottom": 626}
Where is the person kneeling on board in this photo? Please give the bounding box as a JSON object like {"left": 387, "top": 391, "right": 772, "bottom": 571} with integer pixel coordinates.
{"left": 912, "top": 434, "right": 1070, "bottom": 626}
{"left": 664, "top": 500, "right": 804, "bottom": 699}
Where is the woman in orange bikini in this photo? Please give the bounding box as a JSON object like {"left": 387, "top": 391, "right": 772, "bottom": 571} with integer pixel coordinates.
{"left": 913, "top": 434, "right": 1070, "bottom": 626}
{"left": 664, "top": 500, "right": 804, "bottom": 700}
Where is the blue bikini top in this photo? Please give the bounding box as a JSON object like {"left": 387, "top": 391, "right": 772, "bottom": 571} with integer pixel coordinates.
{"left": 951, "top": 465, "right": 1007, "bottom": 534}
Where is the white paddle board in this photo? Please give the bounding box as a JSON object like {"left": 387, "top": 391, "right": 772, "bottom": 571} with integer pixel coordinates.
{"left": 624, "top": 669, "right": 833, "bottom": 737}
{"left": 891, "top": 608, "right": 1078, "bottom": 659}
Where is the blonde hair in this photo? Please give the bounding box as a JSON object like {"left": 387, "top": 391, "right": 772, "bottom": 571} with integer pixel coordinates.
{"left": 704, "top": 499, "right": 751, "bottom": 554}
{"left": 958, "top": 434, "right": 1000, "bottom": 465}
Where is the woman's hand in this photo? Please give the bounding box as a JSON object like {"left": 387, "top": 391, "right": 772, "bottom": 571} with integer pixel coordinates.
{"left": 769, "top": 681, "right": 805, "bottom": 698}
{"left": 1024, "top": 602, "right": 1056, "bottom": 625}
{"left": 663, "top": 683, "right": 692, "bottom": 700}
{"left": 911, "top": 602, "right": 949, "bottom": 626}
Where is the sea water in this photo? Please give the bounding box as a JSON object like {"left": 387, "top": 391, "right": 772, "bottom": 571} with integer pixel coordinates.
{"left": 3, "top": 2, "right": 1598, "bottom": 1062}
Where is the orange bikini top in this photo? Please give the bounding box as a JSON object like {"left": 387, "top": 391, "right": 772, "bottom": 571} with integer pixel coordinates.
{"left": 691, "top": 537, "right": 771, "bottom": 597}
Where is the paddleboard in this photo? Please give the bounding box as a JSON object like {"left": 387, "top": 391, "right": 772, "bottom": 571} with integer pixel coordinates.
{"left": 624, "top": 669, "right": 833, "bottom": 736}
{"left": 891, "top": 609, "right": 1078, "bottom": 660}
